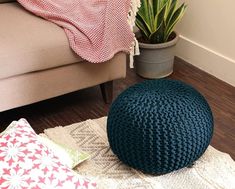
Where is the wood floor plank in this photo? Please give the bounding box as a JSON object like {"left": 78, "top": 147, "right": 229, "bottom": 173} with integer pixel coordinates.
{"left": 1, "top": 57, "right": 234, "bottom": 159}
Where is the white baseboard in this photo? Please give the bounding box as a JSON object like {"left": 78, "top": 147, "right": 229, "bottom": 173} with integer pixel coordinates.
{"left": 176, "top": 35, "right": 235, "bottom": 87}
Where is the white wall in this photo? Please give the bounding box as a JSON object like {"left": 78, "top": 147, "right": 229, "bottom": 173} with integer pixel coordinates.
{"left": 175, "top": 0, "right": 235, "bottom": 86}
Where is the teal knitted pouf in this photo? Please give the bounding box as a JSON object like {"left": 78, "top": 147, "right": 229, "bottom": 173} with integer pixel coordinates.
{"left": 107, "top": 79, "right": 214, "bottom": 174}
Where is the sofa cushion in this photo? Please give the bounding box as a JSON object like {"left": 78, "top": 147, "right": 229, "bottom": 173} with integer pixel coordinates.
{"left": 0, "top": 0, "right": 15, "bottom": 3}
{"left": 0, "top": 3, "right": 82, "bottom": 80}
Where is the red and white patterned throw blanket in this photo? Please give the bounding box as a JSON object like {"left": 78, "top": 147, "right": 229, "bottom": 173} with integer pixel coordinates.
{"left": 17, "top": 0, "right": 140, "bottom": 63}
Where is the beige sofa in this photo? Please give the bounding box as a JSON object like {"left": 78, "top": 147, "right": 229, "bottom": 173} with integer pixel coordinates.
{"left": 0, "top": 1, "right": 127, "bottom": 112}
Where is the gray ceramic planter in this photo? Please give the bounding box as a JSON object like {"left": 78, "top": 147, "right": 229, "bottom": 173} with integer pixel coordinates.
{"left": 134, "top": 32, "right": 179, "bottom": 79}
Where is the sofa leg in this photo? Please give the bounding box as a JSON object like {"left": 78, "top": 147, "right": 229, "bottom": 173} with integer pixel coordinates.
{"left": 100, "top": 81, "right": 113, "bottom": 104}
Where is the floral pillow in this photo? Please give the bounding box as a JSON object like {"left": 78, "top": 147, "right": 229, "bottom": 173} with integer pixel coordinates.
{"left": 0, "top": 118, "right": 97, "bottom": 189}
{"left": 1, "top": 120, "right": 90, "bottom": 169}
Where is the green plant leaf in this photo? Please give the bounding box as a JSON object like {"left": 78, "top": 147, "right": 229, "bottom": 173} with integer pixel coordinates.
{"left": 153, "top": 0, "right": 162, "bottom": 16}
{"left": 138, "top": 0, "right": 153, "bottom": 32}
{"left": 153, "top": 1, "right": 167, "bottom": 29}
{"left": 149, "top": 22, "right": 164, "bottom": 43}
{"left": 152, "top": 0, "right": 159, "bottom": 16}
{"left": 164, "top": 3, "right": 187, "bottom": 41}
{"left": 165, "top": 0, "right": 177, "bottom": 24}
{"left": 147, "top": 0, "right": 155, "bottom": 30}
{"left": 136, "top": 14, "right": 151, "bottom": 39}
{"left": 135, "top": 0, "right": 187, "bottom": 43}
{"left": 161, "top": 0, "right": 169, "bottom": 7}
{"left": 164, "top": 0, "right": 172, "bottom": 19}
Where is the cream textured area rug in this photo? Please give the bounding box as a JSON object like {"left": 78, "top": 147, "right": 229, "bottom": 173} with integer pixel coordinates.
{"left": 42, "top": 117, "right": 235, "bottom": 189}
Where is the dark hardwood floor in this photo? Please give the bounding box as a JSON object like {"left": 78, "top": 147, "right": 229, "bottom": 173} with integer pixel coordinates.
{"left": 1, "top": 57, "right": 235, "bottom": 159}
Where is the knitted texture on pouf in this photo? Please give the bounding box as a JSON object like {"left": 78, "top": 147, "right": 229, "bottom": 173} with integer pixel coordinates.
{"left": 107, "top": 79, "right": 214, "bottom": 174}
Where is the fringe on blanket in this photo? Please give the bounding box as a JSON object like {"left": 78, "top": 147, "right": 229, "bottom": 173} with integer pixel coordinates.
{"left": 128, "top": 0, "right": 141, "bottom": 68}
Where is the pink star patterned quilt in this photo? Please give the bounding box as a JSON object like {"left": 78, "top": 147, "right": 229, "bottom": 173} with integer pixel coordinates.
{"left": 17, "top": 0, "right": 135, "bottom": 63}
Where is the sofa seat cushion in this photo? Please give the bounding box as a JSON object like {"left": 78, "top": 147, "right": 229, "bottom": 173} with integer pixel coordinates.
{"left": 0, "top": 3, "right": 82, "bottom": 79}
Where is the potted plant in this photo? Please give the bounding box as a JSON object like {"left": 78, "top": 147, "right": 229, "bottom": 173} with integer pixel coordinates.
{"left": 134, "top": 0, "right": 187, "bottom": 78}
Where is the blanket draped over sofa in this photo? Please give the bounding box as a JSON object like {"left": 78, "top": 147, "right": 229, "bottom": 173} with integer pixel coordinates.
{"left": 17, "top": 0, "right": 139, "bottom": 63}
